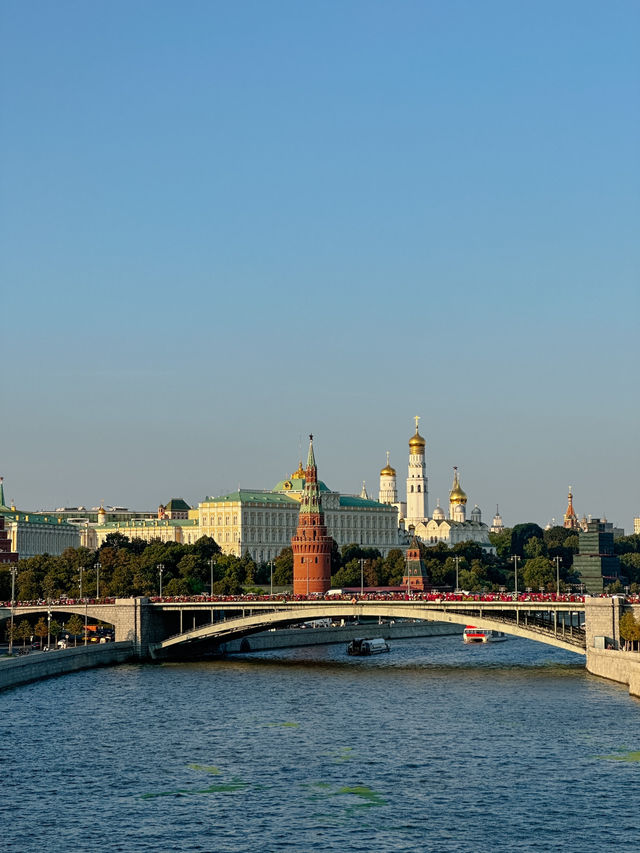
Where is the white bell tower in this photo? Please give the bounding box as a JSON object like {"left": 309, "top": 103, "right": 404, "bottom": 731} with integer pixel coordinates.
{"left": 406, "top": 416, "right": 428, "bottom": 527}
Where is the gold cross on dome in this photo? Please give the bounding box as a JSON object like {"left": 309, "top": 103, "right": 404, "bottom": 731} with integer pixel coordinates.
{"left": 414, "top": 415, "right": 420, "bottom": 431}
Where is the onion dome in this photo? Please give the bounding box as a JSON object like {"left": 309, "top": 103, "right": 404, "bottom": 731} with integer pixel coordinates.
{"left": 380, "top": 451, "right": 396, "bottom": 477}
{"left": 449, "top": 467, "right": 467, "bottom": 504}
{"left": 432, "top": 500, "right": 445, "bottom": 521}
{"left": 409, "top": 417, "right": 426, "bottom": 454}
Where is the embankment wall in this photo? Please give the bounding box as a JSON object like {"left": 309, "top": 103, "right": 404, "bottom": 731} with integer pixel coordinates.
{"left": 586, "top": 648, "right": 640, "bottom": 699}
{"left": 0, "top": 642, "right": 135, "bottom": 692}
{"left": 221, "top": 620, "right": 461, "bottom": 653}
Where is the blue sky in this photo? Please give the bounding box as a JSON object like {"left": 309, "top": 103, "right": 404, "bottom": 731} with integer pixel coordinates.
{"left": 1, "top": 1, "right": 638, "bottom": 530}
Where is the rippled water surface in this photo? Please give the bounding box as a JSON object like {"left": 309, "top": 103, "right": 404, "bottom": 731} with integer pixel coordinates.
{"left": 2, "top": 635, "right": 640, "bottom": 852}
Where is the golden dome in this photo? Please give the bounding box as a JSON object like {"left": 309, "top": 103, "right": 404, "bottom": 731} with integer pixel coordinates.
{"left": 449, "top": 468, "right": 467, "bottom": 504}
{"left": 291, "top": 461, "right": 305, "bottom": 480}
{"left": 409, "top": 431, "right": 426, "bottom": 452}
{"left": 380, "top": 451, "right": 396, "bottom": 477}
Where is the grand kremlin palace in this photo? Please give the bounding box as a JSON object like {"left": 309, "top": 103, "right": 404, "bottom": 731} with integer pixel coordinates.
{"left": 92, "top": 462, "right": 401, "bottom": 562}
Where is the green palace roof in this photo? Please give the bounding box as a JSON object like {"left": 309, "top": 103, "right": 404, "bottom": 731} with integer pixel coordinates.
{"left": 272, "top": 478, "right": 331, "bottom": 493}
{"left": 0, "top": 510, "right": 76, "bottom": 526}
{"left": 339, "top": 495, "right": 391, "bottom": 509}
{"left": 164, "top": 498, "right": 191, "bottom": 510}
{"left": 203, "top": 490, "right": 299, "bottom": 505}
{"left": 98, "top": 518, "right": 199, "bottom": 529}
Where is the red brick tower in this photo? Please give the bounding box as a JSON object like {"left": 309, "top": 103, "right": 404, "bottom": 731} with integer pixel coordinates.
{"left": 402, "top": 536, "right": 429, "bottom": 592}
{"left": 292, "top": 435, "right": 332, "bottom": 595}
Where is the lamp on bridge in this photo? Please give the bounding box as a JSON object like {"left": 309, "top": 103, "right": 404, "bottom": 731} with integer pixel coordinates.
{"left": 158, "top": 564, "right": 164, "bottom": 599}
{"left": 511, "top": 555, "right": 519, "bottom": 598}
{"left": 8, "top": 566, "right": 17, "bottom": 656}
{"left": 79, "top": 565, "right": 84, "bottom": 601}
{"left": 95, "top": 561, "right": 101, "bottom": 599}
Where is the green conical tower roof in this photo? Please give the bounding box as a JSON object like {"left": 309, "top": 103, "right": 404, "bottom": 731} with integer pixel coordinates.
{"left": 0, "top": 477, "right": 8, "bottom": 511}
{"left": 306, "top": 434, "right": 316, "bottom": 471}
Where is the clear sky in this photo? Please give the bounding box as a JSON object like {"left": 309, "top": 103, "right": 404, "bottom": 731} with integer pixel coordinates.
{"left": 1, "top": 1, "right": 638, "bottom": 530}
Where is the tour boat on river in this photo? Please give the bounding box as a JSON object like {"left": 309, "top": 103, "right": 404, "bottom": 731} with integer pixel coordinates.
{"left": 463, "top": 626, "right": 507, "bottom": 644}
{"left": 347, "top": 637, "right": 390, "bottom": 656}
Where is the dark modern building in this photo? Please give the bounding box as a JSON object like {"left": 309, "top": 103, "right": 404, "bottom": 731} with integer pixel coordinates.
{"left": 573, "top": 519, "right": 622, "bottom": 595}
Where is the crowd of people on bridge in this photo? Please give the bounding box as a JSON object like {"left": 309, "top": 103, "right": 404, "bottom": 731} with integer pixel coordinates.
{"left": 6, "top": 591, "right": 640, "bottom": 609}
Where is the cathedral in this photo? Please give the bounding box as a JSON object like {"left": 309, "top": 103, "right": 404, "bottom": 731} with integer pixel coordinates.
{"left": 378, "top": 419, "right": 495, "bottom": 551}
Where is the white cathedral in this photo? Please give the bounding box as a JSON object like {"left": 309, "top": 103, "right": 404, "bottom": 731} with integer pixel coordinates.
{"left": 378, "top": 417, "right": 499, "bottom": 551}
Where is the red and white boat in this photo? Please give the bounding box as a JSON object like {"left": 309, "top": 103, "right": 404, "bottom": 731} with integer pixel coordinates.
{"left": 463, "top": 625, "right": 507, "bottom": 644}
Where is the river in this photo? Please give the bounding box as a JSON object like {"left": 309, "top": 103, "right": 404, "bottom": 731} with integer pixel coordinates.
{"left": 2, "top": 634, "right": 639, "bottom": 852}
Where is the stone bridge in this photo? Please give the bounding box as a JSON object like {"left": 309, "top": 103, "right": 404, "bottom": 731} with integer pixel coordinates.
{"left": 1, "top": 596, "right": 632, "bottom": 661}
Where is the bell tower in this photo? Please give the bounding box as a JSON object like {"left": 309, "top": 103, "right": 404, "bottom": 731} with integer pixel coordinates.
{"left": 405, "top": 416, "right": 428, "bottom": 527}
{"left": 291, "top": 435, "right": 333, "bottom": 594}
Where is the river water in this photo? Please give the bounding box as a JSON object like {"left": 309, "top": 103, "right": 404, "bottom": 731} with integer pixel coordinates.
{"left": 2, "top": 635, "right": 639, "bottom": 852}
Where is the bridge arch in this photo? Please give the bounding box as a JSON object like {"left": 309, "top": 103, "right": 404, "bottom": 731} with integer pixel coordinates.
{"left": 150, "top": 602, "right": 585, "bottom": 658}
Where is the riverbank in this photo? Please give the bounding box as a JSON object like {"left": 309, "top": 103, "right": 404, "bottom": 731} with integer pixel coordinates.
{"left": 221, "top": 620, "right": 462, "bottom": 653}
{"left": 0, "top": 642, "right": 135, "bottom": 692}
{"left": 586, "top": 647, "right": 640, "bottom": 699}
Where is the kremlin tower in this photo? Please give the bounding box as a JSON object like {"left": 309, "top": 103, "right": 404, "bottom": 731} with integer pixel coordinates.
{"left": 402, "top": 535, "right": 429, "bottom": 592}
{"left": 291, "top": 435, "right": 333, "bottom": 595}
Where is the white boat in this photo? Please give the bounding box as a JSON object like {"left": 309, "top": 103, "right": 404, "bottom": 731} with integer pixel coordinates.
{"left": 463, "top": 626, "right": 507, "bottom": 644}
{"left": 347, "top": 637, "right": 390, "bottom": 656}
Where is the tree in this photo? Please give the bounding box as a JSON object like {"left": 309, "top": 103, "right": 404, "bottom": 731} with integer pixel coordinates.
{"left": 49, "top": 619, "right": 62, "bottom": 647}
{"left": 34, "top": 617, "right": 48, "bottom": 647}
{"left": 619, "top": 611, "right": 640, "bottom": 652}
{"left": 522, "top": 556, "right": 555, "bottom": 591}
{"left": 102, "top": 532, "right": 131, "bottom": 551}
{"left": 489, "top": 529, "right": 512, "bottom": 561}
{"left": 511, "top": 523, "right": 545, "bottom": 557}
{"left": 65, "top": 615, "right": 85, "bottom": 646}
{"left": 620, "top": 553, "right": 640, "bottom": 585}
{"left": 331, "top": 561, "right": 361, "bottom": 588}
{"left": 17, "top": 619, "right": 32, "bottom": 648}
{"left": 164, "top": 577, "right": 192, "bottom": 596}
{"left": 273, "top": 547, "right": 293, "bottom": 586}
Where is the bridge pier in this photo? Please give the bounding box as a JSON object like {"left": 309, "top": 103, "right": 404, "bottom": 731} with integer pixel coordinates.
{"left": 112, "top": 598, "right": 167, "bottom": 659}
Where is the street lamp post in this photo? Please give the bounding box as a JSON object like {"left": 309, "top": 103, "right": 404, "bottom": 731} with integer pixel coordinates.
{"left": 209, "top": 558, "right": 215, "bottom": 600}
{"left": 79, "top": 566, "right": 84, "bottom": 602}
{"left": 555, "top": 556, "right": 561, "bottom": 596}
{"left": 270, "top": 560, "right": 273, "bottom": 597}
{"left": 95, "top": 561, "right": 101, "bottom": 599}
{"left": 360, "top": 559, "right": 364, "bottom": 597}
{"left": 8, "top": 566, "right": 17, "bottom": 655}
{"left": 47, "top": 610, "right": 51, "bottom": 651}
{"left": 512, "top": 555, "right": 519, "bottom": 598}
{"left": 158, "top": 564, "right": 164, "bottom": 599}
{"left": 454, "top": 556, "right": 460, "bottom": 593}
